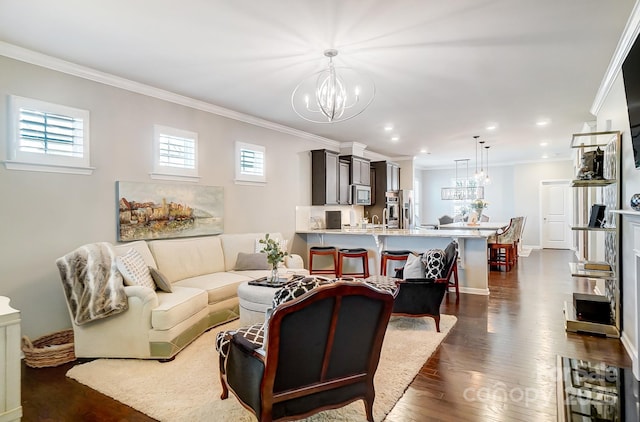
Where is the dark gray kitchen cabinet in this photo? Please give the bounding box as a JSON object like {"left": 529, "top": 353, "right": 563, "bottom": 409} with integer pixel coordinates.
{"left": 311, "top": 149, "right": 339, "bottom": 205}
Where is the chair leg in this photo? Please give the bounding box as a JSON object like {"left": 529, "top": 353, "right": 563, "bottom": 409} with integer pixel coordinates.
{"left": 433, "top": 315, "right": 441, "bottom": 332}
{"left": 453, "top": 265, "right": 459, "bottom": 303}
{"left": 363, "top": 393, "right": 374, "bottom": 422}
{"left": 220, "top": 375, "right": 229, "bottom": 400}
{"left": 219, "top": 354, "right": 229, "bottom": 399}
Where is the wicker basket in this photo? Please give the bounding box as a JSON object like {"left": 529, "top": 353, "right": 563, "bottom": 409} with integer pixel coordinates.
{"left": 21, "top": 329, "right": 76, "bottom": 368}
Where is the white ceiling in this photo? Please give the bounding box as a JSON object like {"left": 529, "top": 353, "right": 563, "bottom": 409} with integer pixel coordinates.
{"left": 0, "top": 0, "right": 635, "bottom": 168}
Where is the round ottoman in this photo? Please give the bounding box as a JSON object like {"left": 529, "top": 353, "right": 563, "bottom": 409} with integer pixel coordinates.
{"left": 237, "top": 282, "right": 279, "bottom": 326}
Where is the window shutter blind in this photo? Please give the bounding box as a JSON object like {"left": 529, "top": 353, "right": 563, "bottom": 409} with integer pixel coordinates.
{"left": 240, "top": 148, "right": 264, "bottom": 176}
{"left": 18, "top": 108, "right": 84, "bottom": 157}
{"left": 158, "top": 134, "right": 195, "bottom": 169}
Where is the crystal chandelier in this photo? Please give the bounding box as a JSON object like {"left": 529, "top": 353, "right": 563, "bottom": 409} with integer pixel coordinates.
{"left": 291, "top": 49, "right": 375, "bottom": 123}
{"left": 441, "top": 159, "right": 484, "bottom": 200}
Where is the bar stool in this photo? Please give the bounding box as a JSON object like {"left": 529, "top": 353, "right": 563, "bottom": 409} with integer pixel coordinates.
{"left": 337, "top": 248, "right": 370, "bottom": 278}
{"left": 308, "top": 246, "right": 338, "bottom": 275}
{"left": 380, "top": 250, "right": 413, "bottom": 276}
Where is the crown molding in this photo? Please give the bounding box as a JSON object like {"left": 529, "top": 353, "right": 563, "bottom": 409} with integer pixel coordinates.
{"left": 591, "top": 0, "right": 640, "bottom": 115}
{"left": 417, "top": 157, "right": 572, "bottom": 171}
{"left": 0, "top": 41, "right": 340, "bottom": 149}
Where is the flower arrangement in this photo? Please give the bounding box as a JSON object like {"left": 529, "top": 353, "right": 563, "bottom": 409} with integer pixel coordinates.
{"left": 259, "top": 233, "right": 288, "bottom": 270}
{"left": 469, "top": 199, "right": 489, "bottom": 211}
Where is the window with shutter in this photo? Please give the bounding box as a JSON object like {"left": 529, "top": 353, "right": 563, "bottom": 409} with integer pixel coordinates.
{"left": 152, "top": 125, "right": 199, "bottom": 182}
{"left": 5, "top": 95, "right": 92, "bottom": 174}
{"left": 235, "top": 141, "right": 266, "bottom": 184}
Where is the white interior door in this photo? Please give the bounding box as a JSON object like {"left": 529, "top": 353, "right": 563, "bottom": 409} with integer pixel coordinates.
{"left": 541, "top": 180, "right": 573, "bottom": 249}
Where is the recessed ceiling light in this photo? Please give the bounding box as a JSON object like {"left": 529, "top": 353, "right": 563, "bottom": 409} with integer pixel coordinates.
{"left": 536, "top": 119, "right": 550, "bottom": 126}
{"left": 486, "top": 124, "right": 497, "bottom": 130}
{"left": 391, "top": 136, "right": 399, "bottom": 142}
{"left": 542, "top": 154, "right": 549, "bottom": 159}
{"left": 420, "top": 149, "right": 427, "bottom": 154}
{"left": 540, "top": 142, "right": 548, "bottom": 146}
{"left": 384, "top": 125, "right": 393, "bottom": 131}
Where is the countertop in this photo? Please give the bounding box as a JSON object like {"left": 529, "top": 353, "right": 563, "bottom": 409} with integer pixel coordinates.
{"left": 296, "top": 227, "right": 495, "bottom": 238}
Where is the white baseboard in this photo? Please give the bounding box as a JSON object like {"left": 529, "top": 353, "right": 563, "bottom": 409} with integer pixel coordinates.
{"left": 457, "top": 286, "right": 490, "bottom": 296}
{"left": 522, "top": 244, "right": 542, "bottom": 250}
{"left": 620, "top": 330, "right": 639, "bottom": 380}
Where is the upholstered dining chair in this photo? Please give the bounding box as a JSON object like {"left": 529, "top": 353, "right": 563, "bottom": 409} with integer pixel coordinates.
{"left": 217, "top": 280, "right": 395, "bottom": 422}
{"left": 487, "top": 217, "right": 523, "bottom": 271}
{"left": 438, "top": 215, "right": 454, "bottom": 225}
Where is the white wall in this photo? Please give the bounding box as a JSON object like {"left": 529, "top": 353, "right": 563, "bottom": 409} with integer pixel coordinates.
{"left": 0, "top": 56, "right": 329, "bottom": 338}
{"left": 418, "top": 160, "right": 573, "bottom": 247}
{"left": 596, "top": 70, "right": 639, "bottom": 371}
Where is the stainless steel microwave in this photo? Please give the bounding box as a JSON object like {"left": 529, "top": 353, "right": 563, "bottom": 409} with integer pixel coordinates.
{"left": 350, "top": 184, "right": 371, "bottom": 205}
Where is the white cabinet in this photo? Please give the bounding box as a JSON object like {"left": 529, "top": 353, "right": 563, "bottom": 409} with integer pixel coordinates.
{"left": 0, "top": 297, "right": 21, "bottom": 422}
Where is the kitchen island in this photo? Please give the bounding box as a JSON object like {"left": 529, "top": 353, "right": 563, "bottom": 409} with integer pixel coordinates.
{"left": 296, "top": 228, "right": 494, "bottom": 295}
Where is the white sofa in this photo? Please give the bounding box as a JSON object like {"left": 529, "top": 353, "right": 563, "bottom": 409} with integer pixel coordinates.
{"left": 67, "top": 232, "right": 307, "bottom": 359}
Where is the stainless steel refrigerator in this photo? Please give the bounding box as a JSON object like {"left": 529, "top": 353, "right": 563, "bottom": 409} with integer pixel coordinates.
{"left": 399, "top": 190, "right": 414, "bottom": 229}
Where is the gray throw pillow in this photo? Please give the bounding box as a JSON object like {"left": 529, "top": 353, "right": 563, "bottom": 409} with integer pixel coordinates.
{"left": 149, "top": 267, "right": 173, "bottom": 293}
{"left": 235, "top": 252, "right": 270, "bottom": 270}
{"left": 403, "top": 253, "right": 426, "bottom": 279}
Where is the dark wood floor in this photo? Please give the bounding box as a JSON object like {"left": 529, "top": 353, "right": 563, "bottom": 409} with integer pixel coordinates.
{"left": 22, "top": 249, "right": 633, "bottom": 421}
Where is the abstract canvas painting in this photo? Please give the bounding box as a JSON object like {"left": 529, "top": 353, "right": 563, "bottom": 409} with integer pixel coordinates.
{"left": 116, "top": 181, "right": 224, "bottom": 241}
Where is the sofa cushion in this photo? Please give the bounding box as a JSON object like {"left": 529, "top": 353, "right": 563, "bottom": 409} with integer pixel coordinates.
{"left": 149, "top": 267, "right": 173, "bottom": 293}
{"left": 220, "top": 233, "right": 284, "bottom": 272}
{"left": 229, "top": 269, "right": 273, "bottom": 280}
{"left": 173, "top": 272, "right": 251, "bottom": 305}
{"left": 151, "top": 286, "right": 208, "bottom": 330}
{"left": 113, "top": 240, "right": 157, "bottom": 269}
{"left": 148, "top": 236, "right": 225, "bottom": 283}
{"left": 235, "top": 252, "right": 270, "bottom": 270}
{"left": 116, "top": 248, "right": 156, "bottom": 290}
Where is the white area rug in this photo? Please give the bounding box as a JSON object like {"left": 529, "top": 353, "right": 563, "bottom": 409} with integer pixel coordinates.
{"left": 67, "top": 315, "right": 456, "bottom": 422}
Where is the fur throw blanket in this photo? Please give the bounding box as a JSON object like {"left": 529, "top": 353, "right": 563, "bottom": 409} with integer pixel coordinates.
{"left": 57, "top": 242, "right": 128, "bottom": 325}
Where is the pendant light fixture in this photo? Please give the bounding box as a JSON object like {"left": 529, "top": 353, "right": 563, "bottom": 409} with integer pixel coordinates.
{"left": 484, "top": 145, "right": 491, "bottom": 185}
{"left": 473, "top": 136, "right": 480, "bottom": 178}
{"left": 291, "top": 49, "right": 375, "bottom": 123}
{"left": 477, "top": 140, "right": 485, "bottom": 181}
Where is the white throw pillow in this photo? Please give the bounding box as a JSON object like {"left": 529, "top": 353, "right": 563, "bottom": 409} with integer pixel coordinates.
{"left": 403, "top": 253, "right": 426, "bottom": 279}
{"left": 116, "top": 248, "right": 156, "bottom": 290}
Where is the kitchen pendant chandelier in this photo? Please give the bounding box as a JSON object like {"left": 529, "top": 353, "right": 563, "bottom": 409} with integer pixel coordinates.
{"left": 441, "top": 159, "right": 484, "bottom": 200}
{"left": 291, "top": 49, "right": 375, "bottom": 123}
{"left": 473, "top": 135, "right": 492, "bottom": 186}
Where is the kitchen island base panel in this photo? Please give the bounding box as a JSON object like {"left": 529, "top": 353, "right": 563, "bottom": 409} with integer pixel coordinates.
{"left": 297, "top": 230, "right": 491, "bottom": 295}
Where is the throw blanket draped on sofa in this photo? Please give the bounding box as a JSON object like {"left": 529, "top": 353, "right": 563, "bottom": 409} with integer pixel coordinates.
{"left": 57, "top": 242, "right": 128, "bottom": 325}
